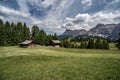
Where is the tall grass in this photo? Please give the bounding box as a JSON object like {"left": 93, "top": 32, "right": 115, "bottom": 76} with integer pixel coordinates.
{"left": 0, "top": 46, "right": 120, "bottom": 80}
{"left": 0, "top": 56, "right": 120, "bottom": 80}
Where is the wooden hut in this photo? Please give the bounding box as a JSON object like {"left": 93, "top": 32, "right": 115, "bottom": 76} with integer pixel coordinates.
{"left": 19, "top": 40, "right": 34, "bottom": 48}
{"left": 50, "top": 40, "right": 61, "bottom": 47}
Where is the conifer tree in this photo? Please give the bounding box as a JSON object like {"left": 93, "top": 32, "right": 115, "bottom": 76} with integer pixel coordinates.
{"left": 0, "top": 19, "right": 4, "bottom": 46}
{"left": 0, "top": 19, "right": 4, "bottom": 27}
{"left": 39, "top": 30, "right": 47, "bottom": 45}
{"left": 87, "top": 39, "right": 94, "bottom": 49}
{"left": 102, "top": 40, "right": 109, "bottom": 50}
{"left": 116, "top": 32, "right": 120, "bottom": 49}
{"left": 80, "top": 41, "right": 84, "bottom": 49}
{"left": 16, "top": 22, "right": 24, "bottom": 42}
{"left": 23, "top": 23, "right": 30, "bottom": 40}
{"left": 80, "top": 42, "right": 87, "bottom": 49}
{"left": 53, "top": 33, "right": 58, "bottom": 40}
{"left": 32, "top": 25, "right": 39, "bottom": 38}
{"left": 45, "top": 35, "right": 51, "bottom": 46}
{"left": 95, "top": 38, "right": 101, "bottom": 49}
{"left": 2, "top": 21, "right": 11, "bottom": 45}
{"left": 31, "top": 25, "right": 40, "bottom": 44}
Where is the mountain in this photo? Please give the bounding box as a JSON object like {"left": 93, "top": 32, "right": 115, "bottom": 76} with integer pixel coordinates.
{"left": 107, "top": 23, "right": 120, "bottom": 40}
{"left": 61, "top": 23, "right": 120, "bottom": 40}
{"left": 88, "top": 23, "right": 116, "bottom": 36}
{"left": 63, "top": 29, "right": 87, "bottom": 36}
{"left": 59, "top": 29, "right": 87, "bottom": 39}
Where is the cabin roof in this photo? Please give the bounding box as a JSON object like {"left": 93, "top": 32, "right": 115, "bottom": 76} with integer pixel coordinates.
{"left": 51, "top": 40, "right": 61, "bottom": 44}
{"left": 19, "top": 40, "right": 33, "bottom": 45}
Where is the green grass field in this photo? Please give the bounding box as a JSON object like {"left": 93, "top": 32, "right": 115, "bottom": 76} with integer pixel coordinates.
{"left": 0, "top": 45, "right": 120, "bottom": 80}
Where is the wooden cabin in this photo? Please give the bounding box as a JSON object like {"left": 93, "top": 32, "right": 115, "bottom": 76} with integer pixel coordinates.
{"left": 19, "top": 40, "right": 34, "bottom": 48}
{"left": 50, "top": 40, "right": 61, "bottom": 47}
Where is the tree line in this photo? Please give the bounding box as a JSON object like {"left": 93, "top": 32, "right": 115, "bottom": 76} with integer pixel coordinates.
{"left": 0, "top": 19, "right": 58, "bottom": 46}
{"left": 116, "top": 32, "right": 120, "bottom": 49}
{"left": 61, "top": 37, "right": 110, "bottom": 50}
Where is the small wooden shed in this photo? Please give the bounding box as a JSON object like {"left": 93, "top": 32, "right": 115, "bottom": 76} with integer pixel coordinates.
{"left": 50, "top": 40, "right": 61, "bottom": 47}
{"left": 19, "top": 40, "right": 34, "bottom": 48}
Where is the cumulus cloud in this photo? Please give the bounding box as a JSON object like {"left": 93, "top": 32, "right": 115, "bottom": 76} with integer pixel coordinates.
{"left": 39, "top": 0, "right": 75, "bottom": 31}
{"left": 0, "top": 6, "right": 29, "bottom": 18}
{"left": 73, "top": 14, "right": 90, "bottom": 24}
{"left": 64, "top": 13, "right": 90, "bottom": 30}
{"left": 0, "top": 6, "right": 41, "bottom": 26}
{"left": 91, "top": 11, "right": 120, "bottom": 24}
{"left": 63, "top": 11, "right": 120, "bottom": 30}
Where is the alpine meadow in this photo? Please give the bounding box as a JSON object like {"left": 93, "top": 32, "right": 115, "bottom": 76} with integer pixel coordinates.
{"left": 0, "top": 0, "right": 120, "bottom": 80}
{"left": 0, "top": 45, "right": 120, "bottom": 80}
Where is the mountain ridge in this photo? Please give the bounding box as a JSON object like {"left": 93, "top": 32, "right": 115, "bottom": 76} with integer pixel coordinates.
{"left": 62, "top": 23, "right": 120, "bottom": 40}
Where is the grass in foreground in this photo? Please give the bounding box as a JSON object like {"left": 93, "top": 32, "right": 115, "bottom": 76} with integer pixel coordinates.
{"left": 0, "top": 46, "right": 120, "bottom": 80}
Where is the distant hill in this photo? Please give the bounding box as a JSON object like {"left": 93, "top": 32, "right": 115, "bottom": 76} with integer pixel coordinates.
{"left": 61, "top": 23, "right": 120, "bottom": 40}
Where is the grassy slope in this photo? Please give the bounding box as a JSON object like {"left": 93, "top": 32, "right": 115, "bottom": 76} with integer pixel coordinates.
{"left": 0, "top": 45, "right": 120, "bottom": 80}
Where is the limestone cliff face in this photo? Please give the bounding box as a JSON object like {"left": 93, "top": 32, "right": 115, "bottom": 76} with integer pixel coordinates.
{"left": 62, "top": 23, "right": 120, "bottom": 40}
{"left": 63, "top": 29, "right": 87, "bottom": 35}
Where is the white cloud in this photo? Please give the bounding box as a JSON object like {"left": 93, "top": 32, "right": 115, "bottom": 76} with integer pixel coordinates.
{"left": 91, "top": 11, "right": 120, "bottom": 24}
{"left": 0, "top": 6, "right": 42, "bottom": 26}
{"left": 19, "top": 0, "right": 56, "bottom": 9}
{"left": 41, "top": 0, "right": 56, "bottom": 8}
{"left": 81, "top": 0, "right": 92, "bottom": 6}
{"left": 43, "top": 0, "right": 74, "bottom": 29}
{"left": 0, "top": 6, "right": 30, "bottom": 18}
{"left": 64, "top": 13, "right": 90, "bottom": 30}
{"left": 102, "top": 0, "right": 120, "bottom": 11}
{"left": 63, "top": 11, "right": 120, "bottom": 30}
{"left": 17, "top": 0, "right": 29, "bottom": 13}
{"left": 81, "top": 0, "right": 92, "bottom": 10}
{"left": 74, "top": 14, "right": 90, "bottom": 23}
{"left": 0, "top": 16, "right": 4, "bottom": 19}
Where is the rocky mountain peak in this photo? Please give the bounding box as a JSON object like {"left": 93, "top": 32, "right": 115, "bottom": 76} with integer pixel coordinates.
{"left": 62, "top": 23, "right": 120, "bottom": 40}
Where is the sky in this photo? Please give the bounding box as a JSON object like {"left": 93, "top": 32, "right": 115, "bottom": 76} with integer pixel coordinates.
{"left": 0, "top": 0, "right": 120, "bottom": 34}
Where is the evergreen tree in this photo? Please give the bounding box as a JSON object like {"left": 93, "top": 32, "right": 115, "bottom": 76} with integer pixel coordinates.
{"left": 11, "top": 30, "right": 20, "bottom": 45}
{"left": 16, "top": 22, "right": 24, "bottom": 42}
{"left": 0, "top": 19, "right": 4, "bottom": 27}
{"left": 80, "top": 41, "right": 87, "bottom": 49}
{"left": 116, "top": 38, "right": 120, "bottom": 49}
{"left": 2, "top": 21, "right": 11, "bottom": 45}
{"left": 0, "top": 19, "right": 4, "bottom": 46}
{"left": 23, "top": 23, "right": 30, "bottom": 40}
{"left": 53, "top": 33, "right": 58, "bottom": 40}
{"left": 102, "top": 40, "right": 109, "bottom": 50}
{"left": 32, "top": 25, "right": 39, "bottom": 38}
{"left": 95, "top": 38, "right": 101, "bottom": 49}
{"left": 80, "top": 41, "right": 84, "bottom": 49}
{"left": 116, "top": 32, "right": 120, "bottom": 49}
{"left": 45, "top": 34, "right": 54, "bottom": 46}
{"left": 71, "top": 43, "right": 75, "bottom": 48}
{"left": 0, "top": 25, "right": 5, "bottom": 46}
{"left": 39, "top": 30, "right": 47, "bottom": 45}
{"left": 87, "top": 39, "right": 94, "bottom": 49}
{"left": 31, "top": 25, "right": 40, "bottom": 44}
{"left": 62, "top": 40, "right": 71, "bottom": 48}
